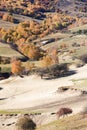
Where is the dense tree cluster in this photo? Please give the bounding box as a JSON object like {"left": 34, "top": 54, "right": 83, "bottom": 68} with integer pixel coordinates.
{"left": 0, "top": 0, "right": 46, "bottom": 19}
{"left": 0, "top": 12, "right": 18, "bottom": 23}
{"left": 0, "top": 13, "right": 77, "bottom": 44}
{"left": 0, "top": 12, "right": 83, "bottom": 60}
{"left": 18, "top": 43, "right": 44, "bottom": 60}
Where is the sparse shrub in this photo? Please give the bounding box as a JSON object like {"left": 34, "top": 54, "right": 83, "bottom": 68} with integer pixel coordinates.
{"left": 16, "top": 116, "right": 36, "bottom": 130}
{"left": 76, "top": 29, "right": 82, "bottom": 34}
{"left": 0, "top": 56, "right": 10, "bottom": 64}
{"left": 83, "top": 29, "right": 87, "bottom": 34}
{"left": 80, "top": 54, "right": 87, "bottom": 63}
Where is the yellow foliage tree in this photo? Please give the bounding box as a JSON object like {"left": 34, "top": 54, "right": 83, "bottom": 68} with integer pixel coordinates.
{"left": 40, "top": 55, "right": 53, "bottom": 67}
{"left": 11, "top": 59, "right": 23, "bottom": 75}
{"left": 28, "top": 45, "right": 41, "bottom": 60}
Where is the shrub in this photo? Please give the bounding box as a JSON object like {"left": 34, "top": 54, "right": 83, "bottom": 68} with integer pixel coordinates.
{"left": 80, "top": 54, "right": 87, "bottom": 63}
{"left": 16, "top": 116, "right": 36, "bottom": 130}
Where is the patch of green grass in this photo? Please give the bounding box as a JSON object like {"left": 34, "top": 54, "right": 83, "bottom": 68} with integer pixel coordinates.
{"left": 0, "top": 64, "right": 11, "bottom": 73}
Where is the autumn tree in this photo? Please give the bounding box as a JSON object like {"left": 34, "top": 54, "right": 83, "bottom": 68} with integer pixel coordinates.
{"left": 46, "top": 47, "right": 59, "bottom": 64}
{"left": 2, "top": 13, "right": 14, "bottom": 22}
{"left": 11, "top": 59, "right": 23, "bottom": 75}
{"left": 28, "top": 45, "right": 41, "bottom": 60}
{"left": 40, "top": 55, "right": 53, "bottom": 67}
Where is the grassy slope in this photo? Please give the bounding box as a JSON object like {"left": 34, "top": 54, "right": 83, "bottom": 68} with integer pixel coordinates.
{"left": 0, "top": 42, "right": 23, "bottom": 58}
{"left": 37, "top": 114, "right": 87, "bottom": 130}
{"left": 0, "top": 42, "right": 24, "bottom": 72}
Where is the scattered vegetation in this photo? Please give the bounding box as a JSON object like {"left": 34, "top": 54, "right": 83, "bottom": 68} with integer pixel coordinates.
{"left": 36, "top": 63, "right": 68, "bottom": 79}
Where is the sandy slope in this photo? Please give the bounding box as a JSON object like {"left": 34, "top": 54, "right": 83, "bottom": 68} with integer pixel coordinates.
{"left": 0, "top": 64, "right": 87, "bottom": 113}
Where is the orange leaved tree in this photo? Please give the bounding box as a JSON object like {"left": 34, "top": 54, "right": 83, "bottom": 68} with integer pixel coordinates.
{"left": 40, "top": 55, "right": 53, "bottom": 67}
{"left": 11, "top": 59, "right": 23, "bottom": 75}
{"left": 28, "top": 45, "right": 41, "bottom": 60}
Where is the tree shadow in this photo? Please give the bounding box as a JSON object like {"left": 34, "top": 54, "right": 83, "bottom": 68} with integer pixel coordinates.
{"left": 0, "top": 98, "right": 7, "bottom": 100}
{"left": 0, "top": 87, "right": 3, "bottom": 90}
{"left": 0, "top": 72, "right": 10, "bottom": 80}
{"left": 42, "top": 70, "right": 76, "bottom": 80}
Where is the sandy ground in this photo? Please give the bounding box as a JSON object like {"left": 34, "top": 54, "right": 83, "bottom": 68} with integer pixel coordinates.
{"left": 0, "top": 64, "right": 87, "bottom": 110}
{"left": 0, "top": 64, "right": 87, "bottom": 129}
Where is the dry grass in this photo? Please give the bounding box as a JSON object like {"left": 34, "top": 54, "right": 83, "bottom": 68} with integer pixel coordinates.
{"left": 37, "top": 114, "right": 87, "bottom": 130}
{"left": 0, "top": 42, "right": 23, "bottom": 58}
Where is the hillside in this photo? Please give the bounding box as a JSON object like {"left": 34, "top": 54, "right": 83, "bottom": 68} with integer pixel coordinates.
{"left": 0, "top": 0, "right": 87, "bottom": 130}
{"left": 37, "top": 114, "right": 87, "bottom": 130}
{"left": 0, "top": 0, "right": 87, "bottom": 17}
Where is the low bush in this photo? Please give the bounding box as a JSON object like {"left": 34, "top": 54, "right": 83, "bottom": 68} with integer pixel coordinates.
{"left": 16, "top": 116, "right": 36, "bottom": 130}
